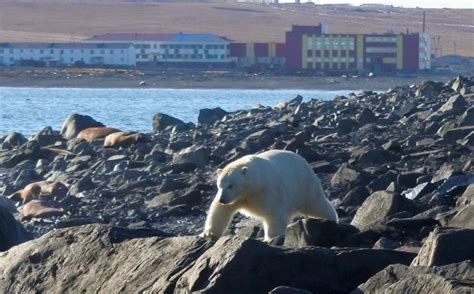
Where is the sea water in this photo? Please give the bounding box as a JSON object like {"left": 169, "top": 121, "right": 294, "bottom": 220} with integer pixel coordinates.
{"left": 0, "top": 87, "right": 351, "bottom": 136}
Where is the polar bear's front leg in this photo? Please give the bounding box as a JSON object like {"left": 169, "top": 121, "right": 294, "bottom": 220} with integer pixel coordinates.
{"left": 201, "top": 198, "right": 236, "bottom": 240}
{"left": 263, "top": 216, "right": 288, "bottom": 242}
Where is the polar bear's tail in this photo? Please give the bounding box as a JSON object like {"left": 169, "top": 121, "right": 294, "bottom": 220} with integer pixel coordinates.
{"left": 308, "top": 176, "right": 339, "bottom": 223}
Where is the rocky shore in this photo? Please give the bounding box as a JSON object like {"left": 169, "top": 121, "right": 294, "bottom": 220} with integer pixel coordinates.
{"left": 0, "top": 76, "right": 473, "bottom": 293}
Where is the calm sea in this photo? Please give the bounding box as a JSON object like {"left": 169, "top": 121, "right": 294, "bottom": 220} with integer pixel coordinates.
{"left": 0, "top": 87, "right": 350, "bottom": 136}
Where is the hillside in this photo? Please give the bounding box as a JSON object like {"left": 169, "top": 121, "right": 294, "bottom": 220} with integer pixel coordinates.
{"left": 0, "top": 1, "right": 472, "bottom": 56}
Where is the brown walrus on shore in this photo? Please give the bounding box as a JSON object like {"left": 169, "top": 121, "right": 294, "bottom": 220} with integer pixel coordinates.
{"left": 77, "top": 127, "right": 121, "bottom": 142}
{"left": 103, "top": 131, "right": 149, "bottom": 148}
{"left": 9, "top": 181, "right": 68, "bottom": 204}
{"left": 20, "top": 200, "right": 66, "bottom": 221}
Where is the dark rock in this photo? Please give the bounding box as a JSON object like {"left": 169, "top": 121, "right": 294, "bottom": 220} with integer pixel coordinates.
{"left": 68, "top": 176, "right": 96, "bottom": 195}
{"left": 311, "top": 161, "right": 336, "bottom": 174}
{"left": 152, "top": 113, "right": 187, "bottom": 132}
{"left": 172, "top": 146, "right": 210, "bottom": 169}
{"left": 0, "top": 206, "right": 31, "bottom": 251}
{"left": 159, "top": 178, "right": 188, "bottom": 193}
{"left": 198, "top": 107, "right": 228, "bottom": 125}
{"left": 381, "top": 139, "right": 401, "bottom": 152}
{"left": 411, "top": 227, "right": 474, "bottom": 266}
{"left": 354, "top": 261, "right": 474, "bottom": 293}
{"left": 336, "top": 118, "right": 358, "bottom": 135}
{"left": 4, "top": 132, "right": 27, "bottom": 147}
{"left": 440, "top": 126, "right": 474, "bottom": 143}
{"left": 30, "top": 126, "right": 63, "bottom": 147}
{"left": 341, "top": 185, "right": 370, "bottom": 207}
{"left": 356, "top": 108, "right": 377, "bottom": 125}
{"left": 269, "top": 286, "right": 312, "bottom": 294}
{"left": 351, "top": 191, "right": 404, "bottom": 231}
{"left": 0, "top": 224, "right": 417, "bottom": 293}
{"left": 331, "top": 165, "right": 370, "bottom": 188}
{"left": 436, "top": 94, "right": 467, "bottom": 114}
{"left": 366, "top": 171, "right": 397, "bottom": 193}
{"left": 416, "top": 80, "right": 443, "bottom": 98}
{"left": 353, "top": 147, "right": 396, "bottom": 165}
{"left": 395, "top": 102, "right": 417, "bottom": 117}
{"left": 60, "top": 114, "right": 105, "bottom": 140}
{"left": 284, "top": 218, "right": 359, "bottom": 248}
{"left": 459, "top": 106, "right": 474, "bottom": 126}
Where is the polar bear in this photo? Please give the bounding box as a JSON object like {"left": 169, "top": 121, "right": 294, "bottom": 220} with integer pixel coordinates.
{"left": 201, "top": 150, "right": 338, "bottom": 241}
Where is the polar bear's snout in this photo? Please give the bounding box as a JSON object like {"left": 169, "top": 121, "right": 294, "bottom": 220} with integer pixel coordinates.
{"left": 217, "top": 190, "right": 233, "bottom": 205}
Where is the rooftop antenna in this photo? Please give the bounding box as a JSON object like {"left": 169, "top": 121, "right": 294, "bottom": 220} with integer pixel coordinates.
{"left": 422, "top": 11, "right": 426, "bottom": 33}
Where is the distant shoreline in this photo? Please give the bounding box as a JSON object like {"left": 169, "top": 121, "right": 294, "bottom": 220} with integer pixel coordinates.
{"left": 0, "top": 69, "right": 455, "bottom": 91}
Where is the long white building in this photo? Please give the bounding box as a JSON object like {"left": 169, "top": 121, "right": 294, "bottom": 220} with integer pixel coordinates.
{"left": 0, "top": 43, "right": 136, "bottom": 67}
{"left": 85, "top": 33, "right": 231, "bottom": 66}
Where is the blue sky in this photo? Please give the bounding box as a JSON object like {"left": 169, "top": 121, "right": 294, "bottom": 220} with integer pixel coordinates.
{"left": 278, "top": 0, "right": 474, "bottom": 9}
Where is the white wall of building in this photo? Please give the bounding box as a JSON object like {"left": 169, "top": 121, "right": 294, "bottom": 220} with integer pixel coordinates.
{"left": 0, "top": 44, "right": 136, "bottom": 67}
{"left": 419, "top": 32, "right": 431, "bottom": 70}
{"left": 84, "top": 40, "right": 230, "bottom": 64}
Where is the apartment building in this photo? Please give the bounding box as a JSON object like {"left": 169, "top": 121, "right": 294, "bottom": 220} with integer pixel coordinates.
{"left": 85, "top": 33, "right": 231, "bottom": 66}
{"left": 0, "top": 43, "right": 136, "bottom": 67}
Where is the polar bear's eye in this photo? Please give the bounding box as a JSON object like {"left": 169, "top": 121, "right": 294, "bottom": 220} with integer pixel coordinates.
{"left": 227, "top": 184, "right": 233, "bottom": 189}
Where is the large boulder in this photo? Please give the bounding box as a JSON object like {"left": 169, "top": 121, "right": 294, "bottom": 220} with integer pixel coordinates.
{"left": 284, "top": 218, "right": 359, "bottom": 248}
{"left": 172, "top": 146, "right": 210, "bottom": 169}
{"left": 60, "top": 114, "right": 105, "bottom": 140}
{"left": 198, "top": 107, "right": 228, "bottom": 125}
{"left": 0, "top": 224, "right": 415, "bottom": 293}
{"left": 0, "top": 206, "right": 31, "bottom": 251}
{"left": 152, "top": 113, "right": 187, "bottom": 132}
{"left": 411, "top": 227, "right": 474, "bottom": 267}
{"left": 4, "top": 132, "right": 27, "bottom": 148}
{"left": 449, "top": 204, "right": 474, "bottom": 229}
{"left": 354, "top": 261, "right": 474, "bottom": 293}
{"left": 351, "top": 191, "right": 404, "bottom": 231}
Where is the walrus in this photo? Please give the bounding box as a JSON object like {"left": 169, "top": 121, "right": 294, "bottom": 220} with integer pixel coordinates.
{"left": 9, "top": 181, "right": 68, "bottom": 204}
{"left": 103, "top": 131, "right": 149, "bottom": 148}
{"left": 20, "top": 200, "right": 66, "bottom": 221}
{"left": 77, "top": 127, "right": 121, "bottom": 142}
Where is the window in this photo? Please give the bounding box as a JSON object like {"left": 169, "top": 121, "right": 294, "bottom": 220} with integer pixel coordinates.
{"left": 19, "top": 49, "right": 23, "bottom": 53}
{"left": 121, "top": 50, "right": 124, "bottom": 54}
{"left": 110, "top": 50, "right": 114, "bottom": 54}
{"left": 0, "top": 49, "right": 3, "bottom": 53}
{"left": 9, "top": 49, "right": 13, "bottom": 53}
{"left": 40, "top": 50, "right": 44, "bottom": 54}
{"left": 91, "top": 50, "right": 94, "bottom": 54}
{"left": 153, "top": 44, "right": 157, "bottom": 49}
{"left": 100, "top": 50, "right": 105, "bottom": 54}
{"left": 50, "top": 49, "right": 54, "bottom": 54}
{"left": 70, "top": 49, "right": 74, "bottom": 53}
{"left": 70, "top": 57, "right": 74, "bottom": 61}
{"left": 60, "top": 50, "right": 64, "bottom": 54}
{"left": 220, "top": 54, "right": 225, "bottom": 59}
{"left": 121, "top": 58, "right": 124, "bottom": 62}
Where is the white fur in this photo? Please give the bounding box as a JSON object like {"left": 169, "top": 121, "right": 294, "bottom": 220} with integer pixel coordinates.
{"left": 201, "top": 150, "right": 338, "bottom": 241}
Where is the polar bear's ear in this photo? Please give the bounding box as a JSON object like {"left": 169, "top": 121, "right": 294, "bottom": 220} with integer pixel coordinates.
{"left": 241, "top": 167, "right": 248, "bottom": 175}
{"left": 216, "top": 168, "right": 223, "bottom": 176}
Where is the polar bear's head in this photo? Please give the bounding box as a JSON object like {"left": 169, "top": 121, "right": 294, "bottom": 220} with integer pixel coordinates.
{"left": 215, "top": 166, "right": 249, "bottom": 205}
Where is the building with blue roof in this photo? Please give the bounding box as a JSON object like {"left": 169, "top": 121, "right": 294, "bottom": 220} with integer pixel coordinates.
{"left": 85, "top": 33, "right": 231, "bottom": 66}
